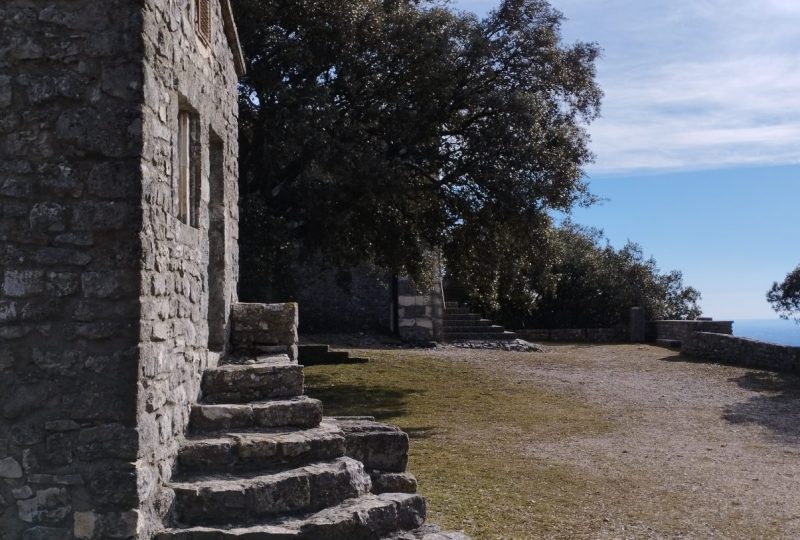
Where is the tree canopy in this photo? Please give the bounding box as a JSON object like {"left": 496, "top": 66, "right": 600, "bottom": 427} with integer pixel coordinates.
{"left": 475, "top": 223, "right": 703, "bottom": 327}
{"left": 233, "top": 0, "right": 602, "bottom": 303}
{"left": 767, "top": 265, "right": 800, "bottom": 323}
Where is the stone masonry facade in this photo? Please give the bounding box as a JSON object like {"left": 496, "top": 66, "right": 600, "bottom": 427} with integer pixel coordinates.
{"left": 0, "top": 1, "right": 244, "bottom": 537}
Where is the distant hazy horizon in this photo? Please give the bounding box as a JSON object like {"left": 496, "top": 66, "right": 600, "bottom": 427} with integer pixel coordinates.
{"left": 733, "top": 318, "right": 800, "bottom": 347}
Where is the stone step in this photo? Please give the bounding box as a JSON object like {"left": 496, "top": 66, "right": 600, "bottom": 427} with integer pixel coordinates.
{"left": 329, "top": 418, "right": 409, "bottom": 473}
{"left": 298, "top": 344, "right": 330, "bottom": 356}
{"left": 170, "top": 457, "right": 372, "bottom": 526}
{"left": 442, "top": 313, "right": 480, "bottom": 321}
{"left": 190, "top": 397, "right": 323, "bottom": 433}
{"left": 156, "top": 493, "right": 426, "bottom": 540}
{"left": 442, "top": 325, "right": 506, "bottom": 334}
{"left": 443, "top": 307, "right": 471, "bottom": 315}
{"left": 202, "top": 362, "right": 304, "bottom": 404}
{"left": 443, "top": 331, "right": 517, "bottom": 341}
{"left": 442, "top": 319, "right": 492, "bottom": 328}
{"left": 444, "top": 301, "right": 460, "bottom": 309}
{"left": 385, "top": 524, "right": 470, "bottom": 540}
{"left": 177, "top": 422, "right": 346, "bottom": 475}
{"left": 223, "top": 353, "right": 298, "bottom": 366}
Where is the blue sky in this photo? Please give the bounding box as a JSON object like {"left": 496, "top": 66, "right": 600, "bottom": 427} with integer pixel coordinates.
{"left": 451, "top": 0, "right": 800, "bottom": 319}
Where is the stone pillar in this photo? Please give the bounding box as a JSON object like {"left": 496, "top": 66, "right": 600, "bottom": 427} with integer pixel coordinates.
{"left": 230, "top": 302, "right": 299, "bottom": 361}
{"left": 630, "top": 307, "right": 646, "bottom": 343}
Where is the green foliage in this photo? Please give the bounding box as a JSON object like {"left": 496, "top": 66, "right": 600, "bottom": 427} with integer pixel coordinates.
{"left": 480, "top": 223, "right": 702, "bottom": 327}
{"left": 767, "top": 265, "right": 800, "bottom": 323}
{"left": 233, "top": 0, "right": 601, "bottom": 301}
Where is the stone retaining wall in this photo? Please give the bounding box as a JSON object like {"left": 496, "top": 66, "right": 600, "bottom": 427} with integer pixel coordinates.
{"left": 682, "top": 332, "right": 800, "bottom": 373}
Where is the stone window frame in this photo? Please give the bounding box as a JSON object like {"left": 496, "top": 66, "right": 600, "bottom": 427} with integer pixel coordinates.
{"left": 177, "top": 104, "right": 201, "bottom": 228}
{"left": 195, "top": 0, "right": 212, "bottom": 46}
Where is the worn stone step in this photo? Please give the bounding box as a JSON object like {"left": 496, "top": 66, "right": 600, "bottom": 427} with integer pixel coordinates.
{"left": 384, "top": 524, "right": 470, "bottom": 540}
{"left": 302, "top": 354, "right": 370, "bottom": 367}
{"left": 329, "top": 418, "right": 409, "bottom": 473}
{"left": 442, "top": 319, "right": 492, "bottom": 328}
{"left": 156, "top": 493, "right": 426, "bottom": 540}
{"left": 170, "top": 457, "right": 372, "bottom": 526}
{"left": 177, "top": 422, "right": 346, "bottom": 475}
{"left": 370, "top": 472, "right": 417, "bottom": 494}
{"left": 442, "top": 313, "right": 480, "bottom": 321}
{"left": 297, "top": 345, "right": 332, "bottom": 363}
{"left": 443, "top": 307, "right": 471, "bottom": 315}
{"left": 443, "top": 325, "right": 506, "bottom": 334}
{"left": 223, "top": 353, "right": 298, "bottom": 366}
{"left": 202, "top": 362, "right": 304, "bottom": 404}
{"left": 190, "top": 397, "right": 323, "bottom": 433}
{"left": 444, "top": 331, "right": 517, "bottom": 341}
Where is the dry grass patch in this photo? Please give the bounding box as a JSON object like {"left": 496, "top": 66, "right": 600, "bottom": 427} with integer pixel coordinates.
{"left": 305, "top": 349, "right": 615, "bottom": 538}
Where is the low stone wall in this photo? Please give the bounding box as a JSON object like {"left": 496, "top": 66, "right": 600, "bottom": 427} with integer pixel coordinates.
{"left": 682, "top": 332, "right": 800, "bottom": 373}
{"left": 647, "top": 320, "right": 733, "bottom": 343}
{"left": 515, "top": 327, "right": 627, "bottom": 343}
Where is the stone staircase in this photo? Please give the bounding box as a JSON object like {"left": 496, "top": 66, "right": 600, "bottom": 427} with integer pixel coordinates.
{"left": 156, "top": 350, "right": 466, "bottom": 539}
{"left": 298, "top": 344, "right": 370, "bottom": 366}
{"left": 443, "top": 302, "right": 517, "bottom": 342}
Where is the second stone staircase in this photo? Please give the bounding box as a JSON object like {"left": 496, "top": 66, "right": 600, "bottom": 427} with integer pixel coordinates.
{"left": 156, "top": 351, "right": 465, "bottom": 539}
{"left": 443, "top": 302, "right": 517, "bottom": 342}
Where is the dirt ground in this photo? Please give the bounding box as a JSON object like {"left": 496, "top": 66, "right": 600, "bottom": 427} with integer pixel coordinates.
{"left": 436, "top": 344, "right": 800, "bottom": 539}
{"left": 305, "top": 341, "right": 800, "bottom": 539}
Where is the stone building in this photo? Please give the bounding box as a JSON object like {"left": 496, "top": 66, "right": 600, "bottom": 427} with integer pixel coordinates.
{"left": 1, "top": 0, "right": 244, "bottom": 536}
{"left": 1, "top": 1, "right": 467, "bottom": 539}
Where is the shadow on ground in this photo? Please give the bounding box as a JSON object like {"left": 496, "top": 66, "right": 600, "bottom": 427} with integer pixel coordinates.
{"left": 304, "top": 372, "right": 416, "bottom": 421}
{"left": 723, "top": 370, "right": 800, "bottom": 442}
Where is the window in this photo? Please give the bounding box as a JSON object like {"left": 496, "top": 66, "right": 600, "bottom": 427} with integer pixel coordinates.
{"left": 177, "top": 109, "right": 200, "bottom": 227}
{"left": 196, "top": 0, "right": 212, "bottom": 45}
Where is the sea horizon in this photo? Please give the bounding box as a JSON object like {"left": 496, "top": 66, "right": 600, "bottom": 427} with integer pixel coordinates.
{"left": 731, "top": 318, "right": 800, "bottom": 347}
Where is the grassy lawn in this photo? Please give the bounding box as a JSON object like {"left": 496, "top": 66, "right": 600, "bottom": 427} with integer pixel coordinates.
{"left": 304, "top": 349, "right": 615, "bottom": 539}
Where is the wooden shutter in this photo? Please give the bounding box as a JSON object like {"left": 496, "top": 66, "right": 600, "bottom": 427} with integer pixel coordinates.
{"left": 196, "top": 0, "right": 212, "bottom": 45}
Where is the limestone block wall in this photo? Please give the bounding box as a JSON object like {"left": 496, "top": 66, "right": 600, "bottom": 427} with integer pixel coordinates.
{"left": 0, "top": 2, "right": 145, "bottom": 538}
{"left": 647, "top": 320, "right": 733, "bottom": 343}
{"left": 682, "top": 332, "right": 800, "bottom": 373}
{"left": 396, "top": 276, "right": 444, "bottom": 342}
{"left": 136, "top": 0, "right": 241, "bottom": 536}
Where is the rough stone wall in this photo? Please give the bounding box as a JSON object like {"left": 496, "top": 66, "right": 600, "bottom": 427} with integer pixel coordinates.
{"left": 136, "top": 0, "right": 240, "bottom": 536}
{"left": 0, "top": 2, "right": 145, "bottom": 538}
{"left": 647, "top": 320, "right": 733, "bottom": 343}
{"left": 397, "top": 276, "right": 444, "bottom": 342}
{"left": 682, "top": 332, "right": 800, "bottom": 373}
{"left": 270, "top": 258, "right": 393, "bottom": 334}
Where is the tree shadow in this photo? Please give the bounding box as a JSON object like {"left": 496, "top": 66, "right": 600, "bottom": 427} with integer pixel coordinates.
{"left": 723, "top": 370, "right": 800, "bottom": 442}
{"left": 304, "top": 372, "right": 417, "bottom": 421}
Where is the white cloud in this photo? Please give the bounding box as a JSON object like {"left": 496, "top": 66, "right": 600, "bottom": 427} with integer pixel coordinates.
{"left": 543, "top": 1, "right": 800, "bottom": 173}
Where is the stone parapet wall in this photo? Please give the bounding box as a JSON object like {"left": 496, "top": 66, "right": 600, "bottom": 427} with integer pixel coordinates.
{"left": 515, "top": 327, "right": 628, "bottom": 343}
{"left": 647, "top": 320, "right": 733, "bottom": 343}
{"left": 682, "top": 332, "right": 800, "bottom": 373}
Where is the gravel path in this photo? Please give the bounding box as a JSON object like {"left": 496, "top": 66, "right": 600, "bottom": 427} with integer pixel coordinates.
{"left": 423, "top": 343, "right": 800, "bottom": 539}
